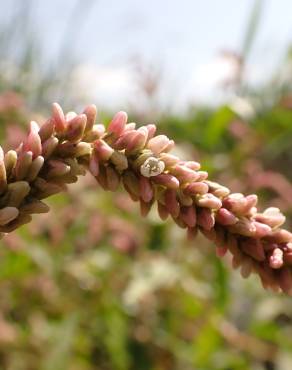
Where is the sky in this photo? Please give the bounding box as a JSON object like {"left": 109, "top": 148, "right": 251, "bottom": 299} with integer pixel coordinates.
{"left": 1, "top": 0, "right": 292, "bottom": 111}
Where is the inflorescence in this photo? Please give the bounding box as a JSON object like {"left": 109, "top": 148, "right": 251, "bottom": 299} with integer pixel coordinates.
{"left": 0, "top": 103, "right": 291, "bottom": 293}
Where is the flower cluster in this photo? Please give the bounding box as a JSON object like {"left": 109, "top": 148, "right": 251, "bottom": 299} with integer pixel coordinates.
{"left": 0, "top": 103, "right": 291, "bottom": 293}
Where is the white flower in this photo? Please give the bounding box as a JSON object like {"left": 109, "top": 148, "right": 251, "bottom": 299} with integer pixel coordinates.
{"left": 140, "top": 156, "right": 165, "bottom": 178}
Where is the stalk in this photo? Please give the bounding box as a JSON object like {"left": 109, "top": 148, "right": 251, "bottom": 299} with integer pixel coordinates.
{"left": 0, "top": 103, "right": 291, "bottom": 294}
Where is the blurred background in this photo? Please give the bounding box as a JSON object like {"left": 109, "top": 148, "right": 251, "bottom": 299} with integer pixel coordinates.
{"left": 0, "top": 0, "right": 292, "bottom": 369}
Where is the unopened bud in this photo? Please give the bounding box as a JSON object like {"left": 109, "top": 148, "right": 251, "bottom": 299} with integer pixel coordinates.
{"left": 52, "top": 103, "right": 66, "bottom": 132}
{"left": 94, "top": 140, "right": 114, "bottom": 161}
{"left": 215, "top": 208, "right": 238, "bottom": 225}
{"left": 105, "top": 166, "right": 120, "bottom": 192}
{"left": 139, "top": 176, "right": 153, "bottom": 203}
{"left": 15, "top": 151, "right": 33, "bottom": 180}
{"left": 66, "top": 114, "right": 86, "bottom": 143}
{"left": 0, "top": 207, "right": 19, "bottom": 225}
{"left": 196, "top": 193, "right": 222, "bottom": 210}
{"left": 197, "top": 208, "right": 215, "bottom": 230}
{"left": 23, "top": 121, "right": 42, "bottom": 158}
{"left": 4, "top": 150, "right": 17, "bottom": 178}
{"left": 108, "top": 111, "right": 127, "bottom": 137}
{"left": 255, "top": 207, "right": 286, "bottom": 229}
{"left": 42, "top": 137, "right": 59, "bottom": 159}
{"left": 7, "top": 181, "right": 30, "bottom": 207}
{"left": 83, "top": 104, "right": 97, "bottom": 133}
{"left": 241, "top": 239, "right": 265, "bottom": 261}
{"left": 151, "top": 173, "right": 179, "bottom": 189}
{"left": 147, "top": 135, "right": 172, "bottom": 154}
{"left": 179, "top": 206, "right": 196, "bottom": 228}
{"left": 26, "top": 156, "right": 44, "bottom": 182}
{"left": 164, "top": 189, "right": 180, "bottom": 218}
{"left": 39, "top": 118, "right": 55, "bottom": 142}
{"left": 20, "top": 200, "right": 49, "bottom": 214}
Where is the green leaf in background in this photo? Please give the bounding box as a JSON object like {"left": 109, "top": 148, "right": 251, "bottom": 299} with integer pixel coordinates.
{"left": 203, "top": 106, "right": 235, "bottom": 149}
{"left": 42, "top": 313, "right": 79, "bottom": 370}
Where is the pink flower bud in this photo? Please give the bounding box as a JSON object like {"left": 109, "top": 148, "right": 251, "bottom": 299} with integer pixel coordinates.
{"left": 96, "top": 165, "right": 108, "bottom": 190}
{"left": 145, "top": 124, "right": 156, "bottom": 141}
{"left": 47, "top": 160, "right": 70, "bottom": 177}
{"left": 223, "top": 193, "right": 247, "bottom": 215}
{"left": 228, "top": 218, "right": 256, "bottom": 237}
{"left": 125, "top": 128, "right": 147, "bottom": 154}
{"left": 108, "top": 111, "right": 127, "bottom": 136}
{"left": 66, "top": 112, "right": 77, "bottom": 121}
{"left": 197, "top": 208, "right": 215, "bottom": 230}
{"left": 52, "top": 103, "right": 66, "bottom": 132}
{"left": 241, "top": 239, "right": 265, "bottom": 261}
{"left": 139, "top": 176, "right": 153, "bottom": 203}
{"left": 240, "top": 258, "right": 253, "bottom": 278}
{"left": 183, "top": 182, "right": 209, "bottom": 195}
{"left": 253, "top": 221, "right": 272, "bottom": 238}
{"left": 245, "top": 194, "right": 258, "bottom": 210}
{"left": 216, "top": 246, "right": 228, "bottom": 258}
{"left": 94, "top": 139, "right": 114, "bottom": 161}
{"left": 264, "top": 229, "right": 292, "bottom": 244}
{"left": 84, "top": 124, "right": 106, "bottom": 142}
{"left": 23, "top": 121, "right": 42, "bottom": 159}
{"left": 89, "top": 153, "right": 99, "bottom": 176}
{"left": 151, "top": 173, "right": 180, "bottom": 189}
{"left": 215, "top": 208, "right": 238, "bottom": 225}
{"left": 20, "top": 200, "right": 49, "bottom": 214}
{"left": 39, "top": 118, "right": 55, "bottom": 142}
{"left": 159, "top": 153, "right": 180, "bottom": 168}
{"left": 164, "top": 189, "right": 180, "bottom": 218}
{"left": 171, "top": 164, "right": 199, "bottom": 183}
{"left": 147, "top": 135, "right": 172, "bottom": 154}
{"left": 122, "top": 171, "right": 140, "bottom": 199}
{"left": 83, "top": 104, "right": 97, "bottom": 133}
{"left": 66, "top": 114, "right": 87, "bottom": 143}
{"left": 179, "top": 206, "right": 196, "bottom": 228}
{"left": 4, "top": 150, "right": 17, "bottom": 178}
{"left": 106, "top": 166, "right": 120, "bottom": 192}
{"left": 0, "top": 207, "right": 19, "bottom": 225}
{"left": 196, "top": 171, "right": 208, "bottom": 181}
{"left": 7, "top": 181, "right": 30, "bottom": 207}
{"left": 269, "top": 248, "right": 284, "bottom": 269}
{"left": 42, "top": 137, "right": 59, "bottom": 159}
{"left": 255, "top": 207, "right": 286, "bottom": 229}
{"left": 205, "top": 181, "right": 230, "bottom": 198}
{"left": 124, "top": 122, "right": 136, "bottom": 131}
{"left": 196, "top": 193, "right": 222, "bottom": 210}
{"left": 157, "top": 202, "right": 169, "bottom": 220}
{"left": 140, "top": 200, "right": 152, "bottom": 217}
{"left": 33, "top": 178, "right": 64, "bottom": 199}
{"left": 94, "top": 124, "right": 106, "bottom": 137}
{"left": 15, "top": 151, "right": 33, "bottom": 180}
{"left": 26, "top": 156, "right": 44, "bottom": 182}
{"left": 183, "top": 161, "right": 201, "bottom": 171}
{"left": 200, "top": 225, "right": 217, "bottom": 240}
{"left": 114, "top": 130, "right": 137, "bottom": 150}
